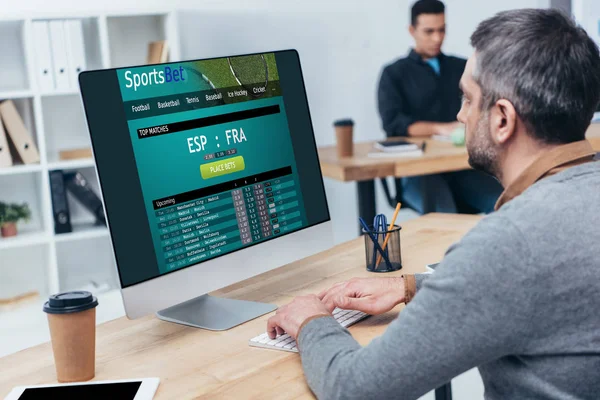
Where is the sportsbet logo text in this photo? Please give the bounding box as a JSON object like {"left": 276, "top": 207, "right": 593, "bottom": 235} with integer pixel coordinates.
{"left": 124, "top": 66, "right": 186, "bottom": 91}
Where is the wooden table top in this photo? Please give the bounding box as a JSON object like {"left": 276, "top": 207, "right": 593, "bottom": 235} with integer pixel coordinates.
{"left": 318, "top": 123, "right": 600, "bottom": 182}
{"left": 0, "top": 213, "right": 481, "bottom": 400}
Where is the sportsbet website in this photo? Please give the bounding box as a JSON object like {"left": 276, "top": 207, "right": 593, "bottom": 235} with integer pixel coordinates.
{"left": 116, "top": 53, "right": 309, "bottom": 274}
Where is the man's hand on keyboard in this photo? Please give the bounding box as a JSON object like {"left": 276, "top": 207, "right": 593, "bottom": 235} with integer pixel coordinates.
{"left": 266, "top": 294, "right": 331, "bottom": 340}
{"left": 318, "top": 277, "right": 405, "bottom": 315}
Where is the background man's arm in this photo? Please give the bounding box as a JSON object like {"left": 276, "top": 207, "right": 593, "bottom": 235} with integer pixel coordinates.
{"left": 408, "top": 121, "right": 460, "bottom": 137}
{"left": 377, "top": 67, "right": 415, "bottom": 137}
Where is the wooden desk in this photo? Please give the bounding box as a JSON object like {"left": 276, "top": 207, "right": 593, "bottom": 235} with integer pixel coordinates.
{"left": 319, "top": 138, "right": 469, "bottom": 183}
{"left": 0, "top": 214, "right": 480, "bottom": 400}
{"left": 318, "top": 124, "right": 600, "bottom": 225}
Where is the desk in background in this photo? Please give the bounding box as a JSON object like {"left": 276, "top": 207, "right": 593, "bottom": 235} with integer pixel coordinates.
{"left": 318, "top": 123, "right": 600, "bottom": 228}
{"left": 0, "top": 213, "right": 480, "bottom": 400}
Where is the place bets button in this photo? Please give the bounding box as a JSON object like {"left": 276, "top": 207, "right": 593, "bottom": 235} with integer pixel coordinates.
{"left": 200, "top": 155, "right": 246, "bottom": 179}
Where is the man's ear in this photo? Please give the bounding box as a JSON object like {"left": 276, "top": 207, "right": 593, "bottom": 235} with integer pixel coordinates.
{"left": 490, "top": 99, "right": 517, "bottom": 145}
{"left": 409, "top": 24, "right": 416, "bottom": 38}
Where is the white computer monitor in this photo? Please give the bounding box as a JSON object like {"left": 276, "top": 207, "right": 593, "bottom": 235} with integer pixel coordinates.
{"left": 79, "top": 50, "right": 332, "bottom": 330}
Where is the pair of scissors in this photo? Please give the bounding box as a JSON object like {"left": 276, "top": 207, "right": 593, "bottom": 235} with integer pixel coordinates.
{"left": 372, "top": 214, "right": 389, "bottom": 268}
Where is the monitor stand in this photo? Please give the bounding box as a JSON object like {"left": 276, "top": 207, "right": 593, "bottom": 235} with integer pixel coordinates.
{"left": 156, "top": 294, "right": 277, "bottom": 331}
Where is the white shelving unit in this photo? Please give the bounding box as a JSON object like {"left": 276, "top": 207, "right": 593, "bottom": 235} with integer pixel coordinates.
{"left": 0, "top": 10, "right": 180, "bottom": 302}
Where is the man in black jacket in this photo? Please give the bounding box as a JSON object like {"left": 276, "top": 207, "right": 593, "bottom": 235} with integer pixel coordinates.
{"left": 378, "top": 0, "right": 502, "bottom": 213}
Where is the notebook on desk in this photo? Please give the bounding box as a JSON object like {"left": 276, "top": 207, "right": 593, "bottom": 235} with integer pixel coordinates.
{"left": 373, "top": 140, "right": 419, "bottom": 152}
{"left": 369, "top": 140, "right": 424, "bottom": 158}
{"left": 368, "top": 149, "right": 423, "bottom": 158}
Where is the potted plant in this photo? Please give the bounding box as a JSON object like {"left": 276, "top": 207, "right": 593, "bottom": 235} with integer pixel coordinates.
{"left": 0, "top": 202, "right": 31, "bottom": 238}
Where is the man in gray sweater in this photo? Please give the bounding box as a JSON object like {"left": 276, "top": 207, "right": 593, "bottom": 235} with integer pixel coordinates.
{"left": 266, "top": 9, "right": 600, "bottom": 400}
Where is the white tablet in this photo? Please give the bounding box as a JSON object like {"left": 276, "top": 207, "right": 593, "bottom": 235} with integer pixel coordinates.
{"left": 425, "top": 262, "right": 440, "bottom": 274}
{"left": 5, "top": 377, "right": 159, "bottom": 400}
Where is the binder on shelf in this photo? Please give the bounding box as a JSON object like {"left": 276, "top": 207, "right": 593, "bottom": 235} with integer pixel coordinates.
{"left": 49, "top": 20, "right": 71, "bottom": 90}
{"left": 0, "top": 291, "right": 40, "bottom": 310}
{"left": 49, "top": 170, "right": 73, "bottom": 234}
{"left": 59, "top": 147, "right": 93, "bottom": 160}
{"left": 64, "top": 19, "right": 86, "bottom": 89}
{"left": 64, "top": 171, "right": 106, "bottom": 225}
{"left": 147, "top": 40, "right": 168, "bottom": 64}
{"left": 0, "top": 100, "right": 40, "bottom": 165}
{"left": 0, "top": 119, "right": 13, "bottom": 168}
{"left": 31, "top": 21, "right": 56, "bottom": 92}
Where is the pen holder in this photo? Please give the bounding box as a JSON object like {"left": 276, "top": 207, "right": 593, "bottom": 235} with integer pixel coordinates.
{"left": 362, "top": 225, "right": 402, "bottom": 273}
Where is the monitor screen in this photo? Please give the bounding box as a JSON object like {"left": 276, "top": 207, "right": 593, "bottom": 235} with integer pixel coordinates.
{"left": 80, "top": 50, "right": 329, "bottom": 288}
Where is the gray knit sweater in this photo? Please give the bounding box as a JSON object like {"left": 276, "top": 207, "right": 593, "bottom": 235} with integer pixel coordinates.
{"left": 298, "top": 162, "right": 600, "bottom": 399}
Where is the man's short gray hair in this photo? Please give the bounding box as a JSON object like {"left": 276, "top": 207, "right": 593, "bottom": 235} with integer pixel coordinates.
{"left": 470, "top": 9, "right": 600, "bottom": 144}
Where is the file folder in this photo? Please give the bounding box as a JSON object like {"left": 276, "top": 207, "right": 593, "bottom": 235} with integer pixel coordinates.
{"left": 32, "top": 21, "right": 55, "bottom": 92}
{"left": 49, "top": 20, "right": 71, "bottom": 90}
{"left": 64, "top": 171, "right": 106, "bottom": 225}
{"left": 147, "top": 41, "right": 169, "bottom": 64}
{"left": 49, "top": 170, "right": 72, "bottom": 234}
{"left": 59, "top": 147, "right": 93, "bottom": 160}
{"left": 64, "top": 20, "right": 86, "bottom": 89}
{"left": 0, "top": 119, "right": 13, "bottom": 168}
{"left": 0, "top": 101, "right": 40, "bottom": 165}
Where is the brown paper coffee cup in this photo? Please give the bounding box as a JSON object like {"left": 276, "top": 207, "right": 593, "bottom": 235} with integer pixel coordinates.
{"left": 44, "top": 291, "right": 98, "bottom": 382}
{"left": 334, "top": 119, "right": 354, "bottom": 158}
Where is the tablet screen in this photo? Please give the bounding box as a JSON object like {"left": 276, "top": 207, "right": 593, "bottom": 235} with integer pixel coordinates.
{"left": 18, "top": 381, "right": 142, "bottom": 399}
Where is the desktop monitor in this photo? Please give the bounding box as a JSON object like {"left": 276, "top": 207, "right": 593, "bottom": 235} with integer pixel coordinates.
{"left": 79, "top": 50, "right": 332, "bottom": 330}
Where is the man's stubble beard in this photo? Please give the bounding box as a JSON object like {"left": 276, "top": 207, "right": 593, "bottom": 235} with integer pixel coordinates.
{"left": 467, "top": 109, "right": 501, "bottom": 180}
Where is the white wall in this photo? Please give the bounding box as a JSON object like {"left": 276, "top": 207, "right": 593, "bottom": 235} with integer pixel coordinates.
{"left": 4, "top": 0, "right": 548, "bottom": 245}
{"left": 175, "top": 0, "right": 548, "bottom": 244}
{"left": 573, "top": 0, "right": 600, "bottom": 47}
{"left": 3, "top": 1, "right": 552, "bottom": 399}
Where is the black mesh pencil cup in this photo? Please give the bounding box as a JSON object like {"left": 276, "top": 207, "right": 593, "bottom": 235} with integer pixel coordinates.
{"left": 362, "top": 224, "right": 402, "bottom": 273}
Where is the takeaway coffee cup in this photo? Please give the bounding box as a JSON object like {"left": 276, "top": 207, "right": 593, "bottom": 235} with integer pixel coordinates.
{"left": 334, "top": 119, "right": 354, "bottom": 157}
{"left": 43, "top": 291, "right": 98, "bottom": 382}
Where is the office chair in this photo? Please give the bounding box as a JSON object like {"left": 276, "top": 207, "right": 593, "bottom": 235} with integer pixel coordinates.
{"left": 379, "top": 177, "right": 480, "bottom": 215}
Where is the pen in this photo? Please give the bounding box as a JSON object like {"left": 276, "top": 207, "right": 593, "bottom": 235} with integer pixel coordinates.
{"left": 375, "top": 202, "right": 402, "bottom": 269}
{"left": 421, "top": 141, "right": 427, "bottom": 152}
{"left": 359, "top": 217, "right": 392, "bottom": 269}
{"left": 373, "top": 214, "right": 388, "bottom": 268}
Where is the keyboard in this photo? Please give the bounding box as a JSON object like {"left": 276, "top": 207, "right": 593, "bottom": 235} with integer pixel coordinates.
{"left": 249, "top": 308, "right": 369, "bottom": 353}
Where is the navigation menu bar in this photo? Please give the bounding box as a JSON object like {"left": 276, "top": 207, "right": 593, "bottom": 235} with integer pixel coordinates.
{"left": 124, "top": 81, "right": 282, "bottom": 121}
